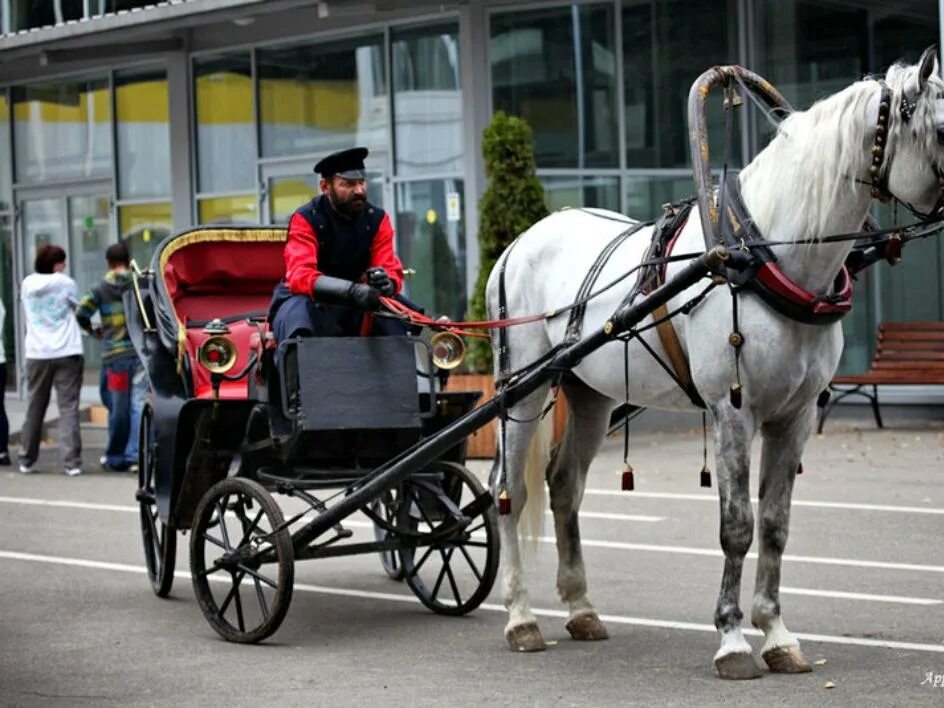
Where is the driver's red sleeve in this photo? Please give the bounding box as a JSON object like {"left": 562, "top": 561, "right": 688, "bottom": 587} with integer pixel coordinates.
{"left": 368, "top": 213, "right": 404, "bottom": 295}
{"left": 284, "top": 212, "right": 322, "bottom": 296}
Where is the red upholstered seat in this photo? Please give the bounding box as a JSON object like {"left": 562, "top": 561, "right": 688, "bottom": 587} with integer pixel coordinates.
{"left": 160, "top": 229, "right": 286, "bottom": 399}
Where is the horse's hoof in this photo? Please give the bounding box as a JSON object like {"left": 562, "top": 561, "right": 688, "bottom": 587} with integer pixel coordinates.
{"left": 565, "top": 613, "right": 609, "bottom": 641}
{"left": 763, "top": 646, "right": 812, "bottom": 674}
{"left": 714, "top": 652, "right": 763, "bottom": 680}
{"left": 506, "top": 623, "right": 547, "bottom": 652}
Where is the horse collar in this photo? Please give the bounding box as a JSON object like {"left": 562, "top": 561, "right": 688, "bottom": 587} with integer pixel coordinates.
{"left": 716, "top": 173, "right": 852, "bottom": 325}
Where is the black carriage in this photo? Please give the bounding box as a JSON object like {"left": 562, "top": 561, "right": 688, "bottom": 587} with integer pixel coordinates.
{"left": 127, "top": 226, "right": 499, "bottom": 643}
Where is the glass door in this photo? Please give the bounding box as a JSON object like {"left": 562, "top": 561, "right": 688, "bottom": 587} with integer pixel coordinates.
{"left": 17, "top": 186, "right": 114, "bottom": 385}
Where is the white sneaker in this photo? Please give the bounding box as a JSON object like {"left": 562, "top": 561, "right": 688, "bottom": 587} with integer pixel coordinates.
{"left": 65, "top": 467, "right": 84, "bottom": 477}
{"left": 18, "top": 464, "right": 34, "bottom": 475}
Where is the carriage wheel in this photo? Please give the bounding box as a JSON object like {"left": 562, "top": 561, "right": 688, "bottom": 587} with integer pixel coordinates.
{"left": 370, "top": 487, "right": 406, "bottom": 581}
{"left": 400, "top": 461, "right": 499, "bottom": 616}
{"left": 137, "top": 403, "right": 177, "bottom": 597}
{"left": 190, "top": 478, "right": 294, "bottom": 643}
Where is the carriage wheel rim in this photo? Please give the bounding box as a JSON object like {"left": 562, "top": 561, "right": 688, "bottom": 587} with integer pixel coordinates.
{"left": 137, "top": 403, "right": 176, "bottom": 597}
{"left": 190, "top": 478, "right": 294, "bottom": 643}
{"left": 400, "top": 462, "right": 499, "bottom": 615}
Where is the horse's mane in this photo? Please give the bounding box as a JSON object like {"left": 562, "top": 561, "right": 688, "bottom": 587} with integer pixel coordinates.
{"left": 742, "top": 59, "right": 943, "bottom": 241}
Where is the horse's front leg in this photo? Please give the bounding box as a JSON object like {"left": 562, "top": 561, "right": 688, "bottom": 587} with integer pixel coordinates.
{"left": 547, "top": 382, "right": 613, "bottom": 642}
{"left": 712, "top": 405, "right": 761, "bottom": 679}
{"left": 751, "top": 408, "right": 815, "bottom": 674}
{"left": 498, "top": 387, "right": 551, "bottom": 652}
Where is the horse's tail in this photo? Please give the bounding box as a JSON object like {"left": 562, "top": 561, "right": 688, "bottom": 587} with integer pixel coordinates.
{"left": 519, "top": 408, "right": 553, "bottom": 552}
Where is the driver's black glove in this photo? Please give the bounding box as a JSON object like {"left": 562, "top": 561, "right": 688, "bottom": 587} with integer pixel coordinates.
{"left": 312, "top": 275, "right": 381, "bottom": 311}
{"left": 349, "top": 282, "right": 381, "bottom": 310}
{"left": 366, "top": 267, "right": 396, "bottom": 297}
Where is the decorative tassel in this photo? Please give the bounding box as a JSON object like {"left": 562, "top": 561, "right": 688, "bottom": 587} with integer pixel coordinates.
{"left": 700, "top": 465, "right": 712, "bottom": 488}
{"left": 796, "top": 462, "right": 803, "bottom": 476}
{"left": 621, "top": 465, "right": 635, "bottom": 491}
{"left": 884, "top": 232, "right": 903, "bottom": 264}
{"left": 730, "top": 383, "right": 742, "bottom": 409}
{"left": 497, "top": 489, "right": 511, "bottom": 515}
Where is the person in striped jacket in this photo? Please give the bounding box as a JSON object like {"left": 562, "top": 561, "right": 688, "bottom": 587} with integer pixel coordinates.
{"left": 76, "top": 242, "right": 145, "bottom": 473}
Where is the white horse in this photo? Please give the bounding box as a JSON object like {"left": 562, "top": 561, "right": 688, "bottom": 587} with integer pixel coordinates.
{"left": 486, "top": 49, "right": 944, "bottom": 679}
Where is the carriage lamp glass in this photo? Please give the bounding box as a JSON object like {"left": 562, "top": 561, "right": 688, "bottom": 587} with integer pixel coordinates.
{"left": 197, "top": 336, "right": 237, "bottom": 374}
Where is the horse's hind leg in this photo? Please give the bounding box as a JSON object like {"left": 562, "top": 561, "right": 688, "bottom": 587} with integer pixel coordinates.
{"left": 499, "top": 384, "right": 552, "bottom": 652}
{"left": 751, "top": 408, "right": 815, "bottom": 674}
{"left": 711, "top": 405, "right": 762, "bottom": 679}
{"left": 549, "top": 381, "right": 614, "bottom": 642}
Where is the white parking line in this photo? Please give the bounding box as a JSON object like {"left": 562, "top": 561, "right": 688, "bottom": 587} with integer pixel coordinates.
{"left": 551, "top": 536, "right": 944, "bottom": 574}
{"left": 1, "top": 549, "right": 942, "bottom": 654}
{"left": 0, "top": 495, "right": 137, "bottom": 513}
{"left": 586, "top": 489, "right": 944, "bottom": 515}
{"left": 546, "top": 510, "right": 663, "bottom": 522}
{"left": 779, "top": 587, "right": 941, "bottom": 605}
{"left": 3, "top": 495, "right": 942, "bottom": 575}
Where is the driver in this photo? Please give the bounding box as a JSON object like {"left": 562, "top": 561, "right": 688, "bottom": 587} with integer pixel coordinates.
{"left": 268, "top": 146, "right": 406, "bottom": 343}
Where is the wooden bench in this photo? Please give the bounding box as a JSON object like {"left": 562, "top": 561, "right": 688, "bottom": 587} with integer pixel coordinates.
{"left": 817, "top": 321, "right": 944, "bottom": 432}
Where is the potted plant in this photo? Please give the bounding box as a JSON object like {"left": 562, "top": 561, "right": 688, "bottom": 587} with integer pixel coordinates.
{"left": 447, "top": 112, "right": 567, "bottom": 457}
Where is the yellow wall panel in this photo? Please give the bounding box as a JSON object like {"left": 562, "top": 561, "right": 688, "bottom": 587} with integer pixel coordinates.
{"left": 12, "top": 87, "right": 110, "bottom": 124}
{"left": 195, "top": 74, "right": 253, "bottom": 125}
{"left": 259, "top": 80, "right": 358, "bottom": 128}
{"left": 116, "top": 81, "right": 169, "bottom": 123}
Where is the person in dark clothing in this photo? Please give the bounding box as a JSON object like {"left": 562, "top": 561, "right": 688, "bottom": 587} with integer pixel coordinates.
{"left": 76, "top": 242, "right": 144, "bottom": 472}
{"left": 269, "top": 146, "right": 407, "bottom": 345}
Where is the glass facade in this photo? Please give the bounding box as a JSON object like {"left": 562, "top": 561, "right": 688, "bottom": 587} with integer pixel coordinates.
{"left": 491, "top": 4, "right": 619, "bottom": 169}
{"left": 395, "top": 179, "right": 466, "bottom": 321}
{"left": 622, "top": 0, "right": 739, "bottom": 169}
{"left": 393, "top": 23, "right": 462, "bottom": 176}
{"left": 257, "top": 35, "right": 388, "bottom": 165}
{"left": 119, "top": 201, "right": 172, "bottom": 268}
{"left": 12, "top": 78, "right": 112, "bottom": 185}
{"left": 194, "top": 53, "right": 255, "bottom": 196}
{"left": 543, "top": 175, "right": 620, "bottom": 213}
{"left": 0, "top": 0, "right": 940, "bottom": 391}
{"left": 115, "top": 66, "right": 170, "bottom": 200}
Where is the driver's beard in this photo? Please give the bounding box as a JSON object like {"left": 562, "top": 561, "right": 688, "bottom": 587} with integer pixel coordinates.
{"left": 328, "top": 188, "right": 366, "bottom": 218}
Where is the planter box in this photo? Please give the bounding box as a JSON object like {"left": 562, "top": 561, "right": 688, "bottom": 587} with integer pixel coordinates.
{"left": 444, "top": 373, "right": 568, "bottom": 459}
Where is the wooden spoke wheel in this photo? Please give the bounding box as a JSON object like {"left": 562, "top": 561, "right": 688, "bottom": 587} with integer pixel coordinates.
{"left": 190, "top": 478, "right": 294, "bottom": 643}
{"left": 400, "top": 462, "right": 499, "bottom": 616}
{"left": 136, "top": 403, "right": 177, "bottom": 598}
{"left": 370, "top": 487, "right": 406, "bottom": 581}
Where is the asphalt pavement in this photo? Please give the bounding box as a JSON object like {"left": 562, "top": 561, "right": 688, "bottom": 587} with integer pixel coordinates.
{"left": 0, "top": 403, "right": 942, "bottom": 707}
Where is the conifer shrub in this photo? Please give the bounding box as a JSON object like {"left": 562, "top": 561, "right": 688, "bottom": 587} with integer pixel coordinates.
{"left": 465, "top": 111, "right": 548, "bottom": 373}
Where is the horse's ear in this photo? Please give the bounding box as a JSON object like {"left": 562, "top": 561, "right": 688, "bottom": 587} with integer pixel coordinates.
{"left": 918, "top": 45, "right": 938, "bottom": 93}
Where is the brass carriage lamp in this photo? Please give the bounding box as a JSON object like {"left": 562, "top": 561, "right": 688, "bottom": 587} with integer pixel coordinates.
{"left": 197, "top": 318, "right": 238, "bottom": 399}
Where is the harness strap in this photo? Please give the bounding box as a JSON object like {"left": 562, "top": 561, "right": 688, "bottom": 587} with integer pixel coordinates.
{"left": 496, "top": 237, "right": 523, "bottom": 381}
{"left": 650, "top": 303, "right": 701, "bottom": 406}
{"left": 565, "top": 220, "right": 650, "bottom": 341}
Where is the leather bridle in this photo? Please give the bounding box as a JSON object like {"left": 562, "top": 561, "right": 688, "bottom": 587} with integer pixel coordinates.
{"left": 869, "top": 80, "right": 944, "bottom": 221}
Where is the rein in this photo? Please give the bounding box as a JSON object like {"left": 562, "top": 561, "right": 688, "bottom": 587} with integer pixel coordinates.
{"left": 379, "top": 245, "right": 705, "bottom": 334}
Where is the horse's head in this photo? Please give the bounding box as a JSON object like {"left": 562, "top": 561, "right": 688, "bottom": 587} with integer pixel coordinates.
{"left": 878, "top": 46, "right": 944, "bottom": 218}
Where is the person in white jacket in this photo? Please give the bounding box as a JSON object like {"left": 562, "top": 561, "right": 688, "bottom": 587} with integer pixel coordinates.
{"left": 19, "top": 244, "right": 84, "bottom": 476}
